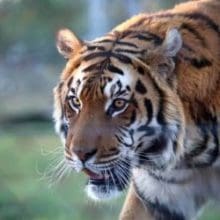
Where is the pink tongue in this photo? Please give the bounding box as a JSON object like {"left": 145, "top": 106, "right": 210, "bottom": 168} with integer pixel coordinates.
{"left": 83, "top": 169, "right": 104, "bottom": 180}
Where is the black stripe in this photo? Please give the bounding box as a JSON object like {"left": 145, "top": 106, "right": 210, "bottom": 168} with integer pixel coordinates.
{"left": 135, "top": 80, "right": 147, "bottom": 94}
{"left": 206, "top": 145, "right": 219, "bottom": 165}
{"left": 60, "top": 123, "right": 68, "bottom": 138}
{"left": 186, "top": 116, "right": 209, "bottom": 159}
{"left": 87, "top": 45, "right": 105, "bottom": 51}
{"left": 70, "top": 88, "right": 75, "bottom": 94}
{"left": 66, "top": 95, "right": 75, "bottom": 100}
{"left": 137, "top": 125, "right": 156, "bottom": 136}
{"left": 107, "top": 64, "right": 124, "bottom": 75}
{"left": 100, "top": 151, "right": 120, "bottom": 159}
{"left": 134, "top": 183, "right": 185, "bottom": 220}
{"left": 146, "top": 75, "right": 166, "bottom": 125}
{"left": 126, "top": 85, "right": 131, "bottom": 91}
{"left": 148, "top": 170, "right": 188, "bottom": 184}
{"left": 173, "top": 140, "right": 178, "bottom": 153}
{"left": 84, "top": 51, "right": 132, "bottom": 64}
{"left": 67, "top": 76, "right": 73, "bottom": 88}
{"left": 115, "top": 40, "right": 138, "bottom": 48}
{"left": 118, "top": 29, "right": 162, "bottom": 46}
{"left": 131, "top": 96, "right": 138, "bottom": 108}
{"left": 144, "top": 98, "right": 153, "bottom": 124}
{"left": 120, "top": 30, "right": 137, "bottom": 38}
{"left": 187, "top": 101, "right": 219, "bottom": 167}
{"left": 57, "top": 81, "right": 64, "bottom": 93}
{"left": 156, "top": 90, "right": 166, "bottom": 125}
{"left": 96, "top": 39, "right": 114, "bottom": 43}
{"left": 149, "top": 12, "right": 220, "bottom": 37}
{"left": 188, "top": 146, "right": 218, "bottom": 168}
{"left": 65, "top": 155, "right": 74, "bottom": 161}
{"left": 192, "top": 101, "right": 219, "bottom": 150}
{"left": 135, "top": 68, "right": 166, "bottom": 125}
{"left": 137, "top": 66, "right": 145, "bottom": 75}
{"left": 180, "top": 23, "right": 206, "bottom": 47}
{"left": 136, "top": 142, "right": 143, "bottom": 150}
{"left": 182, "top": 43, "right": 195, "bottom": 53}
{"left": 115, "top": 48, "right": 143, "bottom": 54}
{"left": 182, "top": 13, "right": 220, "bottom": 37}
{"left": 82, "top": 63, "right": 101, "bottom": 72}
{"left": 183, "top": 56, "right": 212, "bottom": 69}
{"left": 137, "top": 132, "right": 169, "bottom": 167}
{"left": 191, "top": 57, "right": 212, "bottom": 68}
{"left": 128, "top": 109, "right": 136, "bottom": 126}
{"left": 145, "top": 199, "right": 185, "bottom": 220}
{"left": 112, "top": 53, "right": 132, "bottom": 64}
{"left": 132, "top": 33, "right": 162, "bottom": 45}
{"left": 74, "top": 62, "right": 81, "bottom": 69}
{"left": 65, "top": 146, "right": 71, "bottom": 155}
{"left": 84, "top": 51, "right": 112, "bottom": 61}
{"left": 132, "top": 33, "right": 150, "bottom": 40}
{"left": 141, "top": 133, "right": 168, "bottom": 155}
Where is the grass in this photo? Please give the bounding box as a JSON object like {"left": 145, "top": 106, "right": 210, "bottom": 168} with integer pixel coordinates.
{"left": 0, "top": 122, "right": 219, "bottom": 220}
{"left": 0, "top": 122, "right": 123, "bottom": 220}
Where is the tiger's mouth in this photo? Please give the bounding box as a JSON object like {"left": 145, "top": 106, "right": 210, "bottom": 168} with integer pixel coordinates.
{"left": 83, "top": 168, "right": 109, "bottom": 183}
{"left": 83, "top": 165, "right": 131, "bottom": 201}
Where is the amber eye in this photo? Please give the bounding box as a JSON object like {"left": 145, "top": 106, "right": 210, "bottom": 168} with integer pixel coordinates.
{"left": 113, "top": 99, "right": 127, "bottom": 109}
{"left": 107, "top": 98, "right": 129, "bottom": 117}
{"left": 69, "top": 96, "right": 81, "bottom": 110}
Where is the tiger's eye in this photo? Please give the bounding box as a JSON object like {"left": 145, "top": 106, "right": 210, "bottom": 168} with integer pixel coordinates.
{"left": 113, "top": 98, "right": 127, "bottom": 110}
{"left": 69, "top": 96, "right": 81, "bottom": 110}
{"left": 73, "top": 97, "right": 80, "bottom": 106}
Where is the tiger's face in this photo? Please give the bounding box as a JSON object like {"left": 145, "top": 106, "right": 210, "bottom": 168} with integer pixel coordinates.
{"left": 53, "top": 28, "right": 185, "bottom": 200}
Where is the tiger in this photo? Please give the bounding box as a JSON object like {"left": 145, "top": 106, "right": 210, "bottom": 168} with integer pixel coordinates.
{"left": 53, "top": 0, "right": 220, "bottom": 219}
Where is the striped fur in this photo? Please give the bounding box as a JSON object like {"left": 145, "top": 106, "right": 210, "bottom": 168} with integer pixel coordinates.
{"left": 54, "top": 0, "right": 220, "bottom": 219}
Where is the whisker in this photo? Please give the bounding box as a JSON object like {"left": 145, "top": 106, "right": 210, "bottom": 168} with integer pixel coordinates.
{"left": 40, "top": 152, "right": 71, "bottom": 187}
{"left": 116, "top": 163, "right": 129, "bottom": 186}
{"left": 40, "top": 146, "right": 63, "bottom": 156}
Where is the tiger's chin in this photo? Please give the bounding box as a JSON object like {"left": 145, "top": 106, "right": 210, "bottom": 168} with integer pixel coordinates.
{"left": 84, "top": 168, "right": 130, "bottom": 201}
{"left": 85, "top": 181, "right": 123, "bottom": 201}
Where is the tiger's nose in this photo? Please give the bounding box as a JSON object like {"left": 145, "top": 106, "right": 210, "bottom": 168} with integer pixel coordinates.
{"left": 73, "top": 147, "right": 97, "bottom": 162}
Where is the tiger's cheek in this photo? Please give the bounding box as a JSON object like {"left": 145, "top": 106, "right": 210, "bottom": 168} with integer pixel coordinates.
{"left": 113, "top": 103, "right": 139, "bottom": 128}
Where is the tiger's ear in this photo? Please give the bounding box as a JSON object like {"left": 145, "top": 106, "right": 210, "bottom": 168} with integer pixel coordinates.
{"left": 162, "top": 28, "right": 182, "bottom": 57}
{"left": 56, "top": 29, "right": 83, "bottom": 59}
{"left": 152, "top": 29, "right": 182, "bottom": 80}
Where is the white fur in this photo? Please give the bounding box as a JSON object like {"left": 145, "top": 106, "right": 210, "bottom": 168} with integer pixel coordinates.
{"left": 72, "top": 154, "right": 84, "bottom": 172}
{"left": 104, "top": 67, "right": 134, "bottom": 115}
{"left": 85, "top": 184, "right": 121, "bottom": 201}
{"left": 53, "top": 105, "right": 67, "bottom": 144}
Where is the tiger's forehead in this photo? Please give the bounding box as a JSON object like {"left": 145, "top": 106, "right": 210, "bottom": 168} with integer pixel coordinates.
{"left": 67, "top": 60, "right": 136, "bottom": 101}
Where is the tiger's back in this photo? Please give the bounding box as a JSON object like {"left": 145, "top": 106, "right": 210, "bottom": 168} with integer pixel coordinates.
{"left": 114, "top": 0, "right": 220, "bottom": 108}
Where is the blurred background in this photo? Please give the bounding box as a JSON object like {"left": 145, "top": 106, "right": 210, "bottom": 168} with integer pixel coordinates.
{"left": 0, "top": 0, "right": 219, "bottom": 219}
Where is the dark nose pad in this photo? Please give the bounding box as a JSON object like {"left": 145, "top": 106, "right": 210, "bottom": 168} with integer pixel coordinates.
{"left": 73, "top": 148, "right": 97, "bottom": 162}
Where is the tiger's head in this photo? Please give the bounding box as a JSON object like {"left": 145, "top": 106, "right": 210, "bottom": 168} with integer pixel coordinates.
{"left": 53, "top": 28, "right": 185, "bottom": 200}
